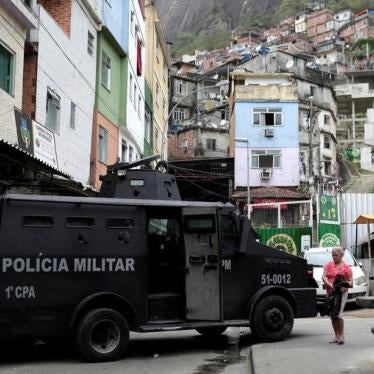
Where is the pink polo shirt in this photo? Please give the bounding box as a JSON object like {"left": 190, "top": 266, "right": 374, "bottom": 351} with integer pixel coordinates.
{"left": 324, "top": 261, "right": 352, "bottom": 294}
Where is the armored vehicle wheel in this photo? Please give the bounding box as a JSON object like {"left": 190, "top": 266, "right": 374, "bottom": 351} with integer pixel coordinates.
{"left": 75, "top": 308, "right": 129, "bottom": 362}
{"left": 250, "top": 295, "right": 294, "bottom": 342}
{"left": 196, "top": 326, "right": 227, "bottom": 336}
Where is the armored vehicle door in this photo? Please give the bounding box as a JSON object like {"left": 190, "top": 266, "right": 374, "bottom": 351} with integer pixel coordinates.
{"left": 183, "top": 207, "right": 222, "bottom": 321}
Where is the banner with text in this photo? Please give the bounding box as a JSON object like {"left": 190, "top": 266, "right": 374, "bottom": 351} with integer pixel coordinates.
{"left": 320, "top": 195, "right": 339, "bottom": 224}
{"left": 15, "top": 109, "right": 58, "bottom": 169}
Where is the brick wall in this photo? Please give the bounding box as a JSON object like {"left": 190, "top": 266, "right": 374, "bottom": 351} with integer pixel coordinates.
{"left": 38, "top": 0, "right": 72, "bottom": 36}
{"left": 167, "top": 129, "right": 196, "bottom": 160}
{"left": 22, "top": 44, "right": 38, "bottom": 119}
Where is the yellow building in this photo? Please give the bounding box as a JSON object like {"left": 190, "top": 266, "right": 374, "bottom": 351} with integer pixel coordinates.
{"left": 145, "top": 0, "right": 170, "bottom": 158}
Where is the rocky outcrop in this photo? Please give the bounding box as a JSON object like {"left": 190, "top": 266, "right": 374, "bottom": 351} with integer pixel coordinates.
{"left": 155, "top": 0, "right": 282, "bottom": 41}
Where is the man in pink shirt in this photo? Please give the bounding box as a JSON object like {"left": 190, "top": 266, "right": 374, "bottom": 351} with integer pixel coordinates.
{"left": 322, "top": 247, "right": 353, "bottom": 344}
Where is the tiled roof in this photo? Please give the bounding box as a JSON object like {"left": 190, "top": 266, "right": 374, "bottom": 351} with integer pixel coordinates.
{"left": 233, "top": 186, "right": 309, "bottom": 199}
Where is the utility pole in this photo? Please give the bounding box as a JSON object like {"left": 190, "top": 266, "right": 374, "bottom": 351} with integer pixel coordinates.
{"left": 308, "top": 97, "right": 314, "bottom": 185}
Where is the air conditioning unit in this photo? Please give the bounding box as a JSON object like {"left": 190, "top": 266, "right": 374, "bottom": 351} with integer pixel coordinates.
{"left": 264, "top": 129, "right": 274, "bottom": 137}
{"left": 261, "top": 169, "right": 272, "bottom": 180}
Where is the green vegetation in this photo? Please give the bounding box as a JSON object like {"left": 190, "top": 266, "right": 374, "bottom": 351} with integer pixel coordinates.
{"left": 325, "top": 0, "right": 373, "bottom": 11}
{"left": 171, "top": 29, "right": 231, "bottom": 56}
{"left": 352, "top": 38, "right": 374, "bottom": 59}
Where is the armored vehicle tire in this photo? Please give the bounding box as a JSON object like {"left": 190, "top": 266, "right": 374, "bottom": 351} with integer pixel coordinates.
{"left": 250, "top": 295, "right": 294, "bottom": 342}
{"left": 196, "top": 326, "right": 227, "bottom": 336}
{"left": 75, "top": 308, "right": 129, "bottom": 362}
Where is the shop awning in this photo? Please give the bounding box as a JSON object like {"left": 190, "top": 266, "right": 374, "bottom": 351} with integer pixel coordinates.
{"left": 353, "top": 215, "right": 374, "bottom": 224}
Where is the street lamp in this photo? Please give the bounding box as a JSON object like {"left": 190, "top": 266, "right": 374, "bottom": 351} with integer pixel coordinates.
{"left": 234, "top": 137, "right": 250, "bottom": 210}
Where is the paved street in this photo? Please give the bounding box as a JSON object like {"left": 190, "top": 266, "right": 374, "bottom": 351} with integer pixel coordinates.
{"left": 252, "top": 307, "right": 374, "bottom": 374}
{"left": 0, "top": 308, "right": 373, "bottom": 374}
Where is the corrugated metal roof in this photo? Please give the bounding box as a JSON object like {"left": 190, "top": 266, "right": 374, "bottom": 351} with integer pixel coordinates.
{"left": 0, "top": 138, "right": 71, "bottom": 179}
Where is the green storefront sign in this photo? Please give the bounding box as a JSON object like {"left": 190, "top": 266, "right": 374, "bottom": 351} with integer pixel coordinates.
{"left": 256, "top": 227, "right": 312, "bottom": 255}
{"left": 345, "top": 148, "right": 360, "bottom": 162}
{"left": 320, "top": 195, "right": 339, "bottom": 224}
{"left": 318, "top": 223, "right": 341, "bottom": 247}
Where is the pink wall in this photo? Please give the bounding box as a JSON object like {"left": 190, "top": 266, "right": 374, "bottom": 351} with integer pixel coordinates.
{"left": 235, "top": 148, "right": 300, "bottom": 188}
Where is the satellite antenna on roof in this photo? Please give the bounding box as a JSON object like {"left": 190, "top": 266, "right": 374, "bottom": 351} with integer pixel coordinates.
{"left": 286, "top": 59, "right": 295, "bottom": 69}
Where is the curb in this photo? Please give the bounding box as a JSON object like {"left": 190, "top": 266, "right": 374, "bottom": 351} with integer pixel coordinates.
{"left": 356, "top": 296, "right": 374, "bottom": 308}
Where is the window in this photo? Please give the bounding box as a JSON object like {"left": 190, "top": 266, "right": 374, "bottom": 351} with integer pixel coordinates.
{"left": 251, "top": 150, "right": 281, "bottom": 168}
{"left": 98, "top": 126, "right": 108, "bottom": 163}
{"left": 121, "top": 139, "right": 128, "bottom": 162}
{"left": 156, "top": 37, "right": 160, "bottom": 62}
{"left": 176, "top": 81, "right": 186, "bottom": 95}
{"left": 106, "top": 218, "right": 134, "bottom": 229}
{"left": 324, "top": 135, "right": 331, "bottom": 149}
{"left": 134, "top": 85, "right": 137, "bottom": 110}
{"left": 138, "top": 95, "right": 142, "bottom": 119}
{"left": 23, "top": 216, "right": 53, "bottom": 227}
{"left": 156, "top": 82, "right": 160, "bottom": 106}
{"left": 130, "top": 10, "right": 134, "bottom": 36}
{"left": 253, "top": 108, "right": 282, "bottom": 126}
{"left": 46, "top": 89, "right": 61, "bottom": 133}
{"left": 310, "top": 86, "right": 317, "bottom": 97}
{"left": 145, "top": 109, "right": 151, "bottom": 142}
{"left": 220, "top": 214, "right": 239, "bottom": 251}
{"left": 70, "top": 102, "right": 76, "bottom": 130}
{"left": 155, "top": 128, "right": 159, "bottom": 145}
{"left": 87, "top": 31, "right": 94, "bottom": 55}
{"left": 185, "top": 215, "right": 216, "bottom": 233}
{"left": 0, "top": 42, "right": 14, "bottom": 95}
{"left": 173, "top": 108, "right": 185, "bottom": 121}
{"left": 206, "top": 138, "right": 216, "bottom": 151}
{"left": 129, "top": 145, "right": 133, "bottom": 162}
{"left": 101, "top": 51, "right": 111, "bottom": 90}
{"left": 324, "top": 115, "right": 330, "bottom": 125}
{"left": 163, "top": 62, "right": 168, "bottom": 82}
{"left": 129, "top": 74, "right": 133, "bottom": 102}
{"left": 66, "top": 217, "right": 95, "bottom": 228}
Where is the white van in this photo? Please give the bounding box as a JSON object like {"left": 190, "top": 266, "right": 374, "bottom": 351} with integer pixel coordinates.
{"left": 302, "top": 247, "right": 368, "bottom": 304}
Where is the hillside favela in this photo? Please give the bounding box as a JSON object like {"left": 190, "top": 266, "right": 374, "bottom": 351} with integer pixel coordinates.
{"left": 0, "top": 0, "right": 374, "bottom": 372}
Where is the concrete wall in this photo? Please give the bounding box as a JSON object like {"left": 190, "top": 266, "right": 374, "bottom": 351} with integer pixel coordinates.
{"left": 34, "top": 2, "right": 97, "bottom": 183}
{"left": 0, "top": 5, "right": 27, "bottom": 143}
{"left": 145, "top": 0, "right": 169, "bottom": 156}
{"left": 123, "top": 0, "right": 145, "bottom": 160}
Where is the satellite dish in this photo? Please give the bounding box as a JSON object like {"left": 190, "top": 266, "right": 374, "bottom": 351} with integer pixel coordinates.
{"left": 213, "top": 74, "right": 219, "bottom": 80}
{"left": 286, "top": 59, "right": 295, "bottom": 69}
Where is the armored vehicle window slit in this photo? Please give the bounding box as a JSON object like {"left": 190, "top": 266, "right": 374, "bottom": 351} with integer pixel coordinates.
{"left": 106, "top": 218, "right": 134, "bottom": 229}
{"left": 23, "top": 216, "right": 54, "bottom": 227}
{"left": 66, "top": 217, "right": 95, "bottom": 228}
{"left": 184, "top": 215, "right": 216, "bottom": 233}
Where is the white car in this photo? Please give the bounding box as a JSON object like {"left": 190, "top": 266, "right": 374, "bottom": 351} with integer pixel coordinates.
{"left": 302, "top": 247, "right": 368, "bottom": 304}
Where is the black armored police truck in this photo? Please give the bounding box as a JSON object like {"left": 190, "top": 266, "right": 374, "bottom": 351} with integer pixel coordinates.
{"left": 0, "top": 158, "right": 317, "bottom": 362}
